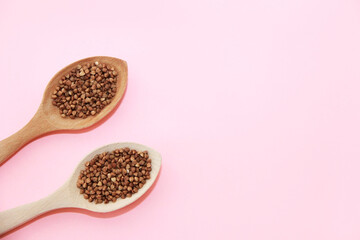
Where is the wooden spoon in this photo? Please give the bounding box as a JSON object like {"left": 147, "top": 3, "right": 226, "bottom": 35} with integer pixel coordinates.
{"left": 0, "top": 142, "right": 162, "bottom": 236}
{"left": 0, "top": 56, "right": 128, "bottom": 165}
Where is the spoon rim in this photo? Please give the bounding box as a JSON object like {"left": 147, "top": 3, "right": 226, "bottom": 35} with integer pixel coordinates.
{"left": 61, "top": 142, "right": 162, "bottom": 213}
{"left": 38, "top": 56, "right": 128, "bottom": 131}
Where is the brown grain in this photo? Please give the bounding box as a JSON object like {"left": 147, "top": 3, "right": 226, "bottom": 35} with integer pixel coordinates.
{"left": 77, "top": 148, "right": 152, "bottom": 204}
{"left": 51, "top": 62, "right": 118, "bottom": 119}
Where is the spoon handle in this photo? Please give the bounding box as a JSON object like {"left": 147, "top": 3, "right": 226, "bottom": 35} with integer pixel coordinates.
{"left": 0, "top": 197, "right": 55, "bottom": 235}
{"left": 0, "top": 188, "right": 68, "bottom": 236}
{"left": 0, "top": 112, "right": 53, "bottom": 165}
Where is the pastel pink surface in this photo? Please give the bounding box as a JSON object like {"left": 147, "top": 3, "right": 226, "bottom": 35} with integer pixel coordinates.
{"left": 1, "top": 0, "right": 360, "bottom": 239}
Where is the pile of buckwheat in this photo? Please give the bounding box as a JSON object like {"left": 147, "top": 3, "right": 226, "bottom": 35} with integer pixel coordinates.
{"left": 51, "top": 61, "right": 118, "bottom": 119}
{"left": 77, "top": 148, "right": 152, "bottom": 204}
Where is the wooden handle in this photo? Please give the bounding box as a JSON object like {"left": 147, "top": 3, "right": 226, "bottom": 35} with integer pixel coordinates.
{"left": 0, "top": 112, "right": 54, "bottom": 164}
{"left": 0, "top": 188, "right": 69, "bottom": 236}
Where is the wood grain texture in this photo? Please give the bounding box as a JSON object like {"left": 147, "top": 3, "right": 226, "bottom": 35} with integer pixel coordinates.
{"left": 0, "top": 142, "right": 162, "bottom": 236}
{"left": 0, "top": 56, "right": 128, "bottom": 164}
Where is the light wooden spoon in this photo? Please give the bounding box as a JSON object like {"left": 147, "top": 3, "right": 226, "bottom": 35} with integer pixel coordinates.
{"left": 0, "top": 142, "right": 162, "bottom": 236}
{"left": 0, "top": 56, "right": 128, "bottom": 165}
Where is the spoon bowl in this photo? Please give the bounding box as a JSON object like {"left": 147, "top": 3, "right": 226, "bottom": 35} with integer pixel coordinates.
{"left": 0, "top": 56, "right": 128, "bottom": 164}
{"left": 0, "top": 142, "right": 162, "bottom": 235}
{"left": 41, "top": 56, "right": 128, "bottom": 130}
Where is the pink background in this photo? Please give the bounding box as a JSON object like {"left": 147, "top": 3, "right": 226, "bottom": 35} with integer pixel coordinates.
{"left": 1, "top": 0, "right": 360, "bottom": 239}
